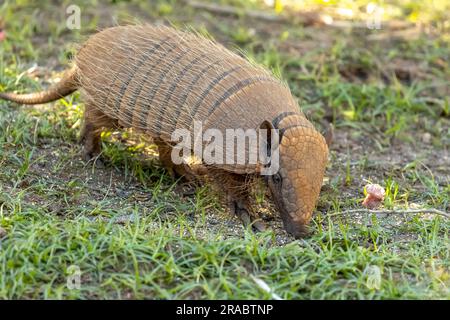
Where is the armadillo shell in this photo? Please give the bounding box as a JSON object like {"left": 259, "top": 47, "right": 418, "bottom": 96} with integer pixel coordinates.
{"left": 75, "top": 25, "right": 302, "bottom": 173}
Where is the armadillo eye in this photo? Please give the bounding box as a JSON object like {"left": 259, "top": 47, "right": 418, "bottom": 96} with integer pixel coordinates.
{"left": 272, "top": 173, "right": 282, "bottom": 185}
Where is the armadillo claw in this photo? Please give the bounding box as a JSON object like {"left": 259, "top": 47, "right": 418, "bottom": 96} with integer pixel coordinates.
{"left": 240, "top": 211, "right": 267, "bottom": 233}
{"left": 229, "top": 199, "right": 267, "bottom": 233}
{"left": 236, "top": 208, "right": 251, "bottom": 226}
{"left": 251, "top": 219, "right": 266, "bottom": 232}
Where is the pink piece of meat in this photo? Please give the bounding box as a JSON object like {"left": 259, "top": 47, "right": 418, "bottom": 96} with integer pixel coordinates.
{"left": 362, "top": 184, "right": 385, "bottom": 209}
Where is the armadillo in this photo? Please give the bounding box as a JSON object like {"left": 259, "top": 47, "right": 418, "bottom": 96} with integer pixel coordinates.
{"left": 0, "top": 25, "right": 329, "bottom": 238}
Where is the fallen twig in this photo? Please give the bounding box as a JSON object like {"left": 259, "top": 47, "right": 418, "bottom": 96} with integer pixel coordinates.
{"left": 184, "top": 0, "right": 418, "bottom": 30}
{"left": 184, "top": 0, "right": 323, "bottom": 24}
{"left": 184, "top": 0, "right": 286, "bottom": 22}
{"left": 327, "top": 208, "right": 450, "bottom": 219}
{"left": 367, "top": 27, "right": 423, "bottom": 41}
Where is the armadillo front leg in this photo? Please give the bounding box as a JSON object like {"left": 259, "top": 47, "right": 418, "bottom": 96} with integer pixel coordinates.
{"left": 209, "top": 168, "right": 266, "bottom": 233}
{"left": 228, "top": 194, "right": 266, "bottom": 233}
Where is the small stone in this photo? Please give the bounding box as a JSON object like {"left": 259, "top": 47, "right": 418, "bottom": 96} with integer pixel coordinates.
{"left": 422, "top": 132, "right": 431, "bottom": 144}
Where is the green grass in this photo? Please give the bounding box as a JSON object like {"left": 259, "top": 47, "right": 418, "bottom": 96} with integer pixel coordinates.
{"left": 0, "top": 0, "right": 449, "bottom": 299}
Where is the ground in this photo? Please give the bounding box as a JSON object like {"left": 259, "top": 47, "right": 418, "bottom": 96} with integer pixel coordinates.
{"left": 0, "top": 0, "right": 449, "bottom": 299}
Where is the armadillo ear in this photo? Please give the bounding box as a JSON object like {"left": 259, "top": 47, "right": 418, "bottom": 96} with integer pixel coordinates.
{"left": 322, "top": 122, "right": 334, "bottom": 147}
{"left": 258, "top": 120, "right": 279, "bottom": 171}
{"left": 259, "top": 120, "right": 274, "bottom": 152}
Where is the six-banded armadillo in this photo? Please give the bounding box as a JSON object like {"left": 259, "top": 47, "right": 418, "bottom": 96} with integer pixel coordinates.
{"left": 0, "top": 25, "right": 329, "bottom": 238}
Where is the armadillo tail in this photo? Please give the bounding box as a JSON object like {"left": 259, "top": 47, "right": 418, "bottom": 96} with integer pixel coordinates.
{"left": 0, "top": 66, "right": 79, "bottom": 105}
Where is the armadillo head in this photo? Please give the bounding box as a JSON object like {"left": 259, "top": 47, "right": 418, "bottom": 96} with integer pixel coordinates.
{"left": 262, "top": 114, "right": 329, "bottom": 238}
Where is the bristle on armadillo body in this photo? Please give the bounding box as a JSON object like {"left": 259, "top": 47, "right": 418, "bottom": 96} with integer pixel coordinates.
{"left": 75, "top": 25, "right": 301, "bottom": 172}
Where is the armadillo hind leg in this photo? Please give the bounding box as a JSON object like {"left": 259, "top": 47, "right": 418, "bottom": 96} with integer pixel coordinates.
{"left": 80, "top": 122, "right": 104, "bottom": 168}
{"left": 80, "top": 104, "right": 118, "bottom": 167}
